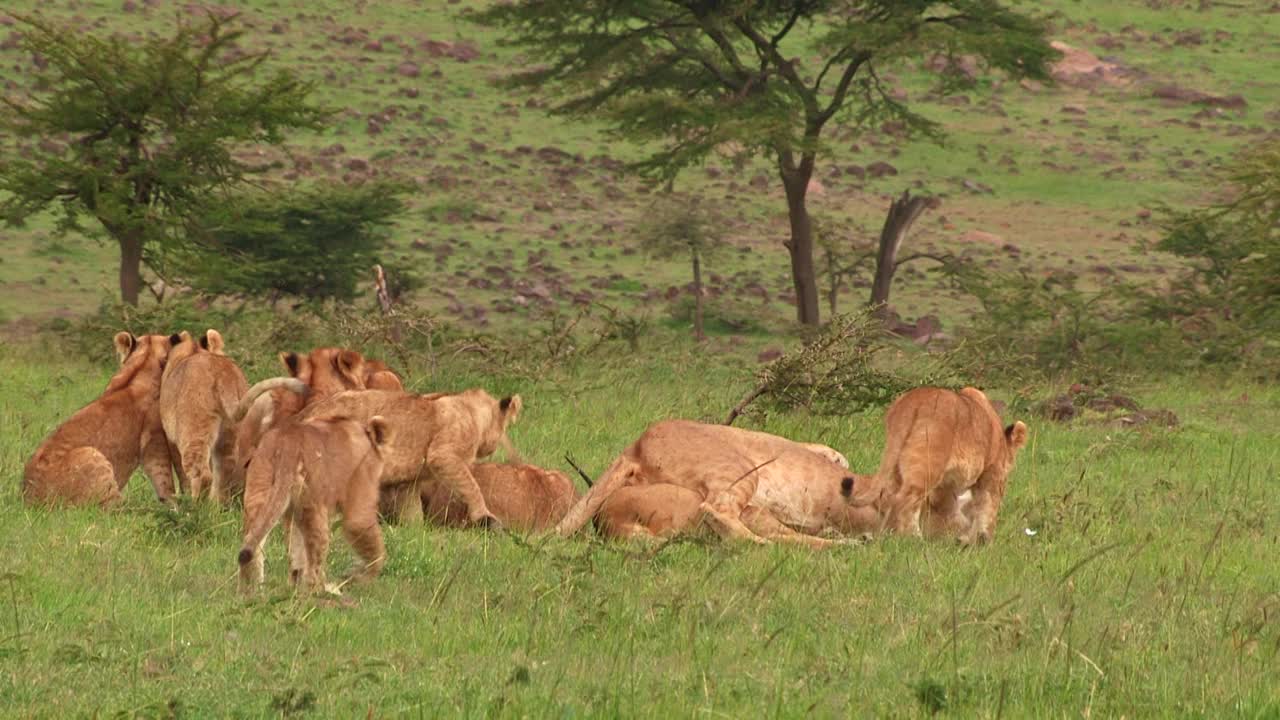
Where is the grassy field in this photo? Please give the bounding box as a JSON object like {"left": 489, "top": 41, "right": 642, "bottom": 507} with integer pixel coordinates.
{"left": 2, "top": 343, "right": 1279, "bottom": 718}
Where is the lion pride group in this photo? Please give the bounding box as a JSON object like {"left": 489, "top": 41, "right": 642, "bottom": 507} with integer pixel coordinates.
{"left": 22, "top": 329, "right": 1029, "bottom": 594}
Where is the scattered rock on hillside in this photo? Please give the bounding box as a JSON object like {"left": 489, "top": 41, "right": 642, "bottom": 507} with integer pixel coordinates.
{"left": 959, "top": 229, "right": 1003, "bottom": 246}
{"left": 757, "top": 347, "right": 784, "bottom": 364}
{"left": 1040, "top": 395, "right": 1077, "bottom": 422}
{"left": 420, "top": 39, "right": 480, "bottom": 62}
{"left": 396, "top": 61, "right": 420, "bottom": 78}
{"left": 866, "top": 161, "right": 898, "bottom": 178}
{"left": 1152, "top": 83, "right": 1247, "bottom": 110}
{"left": 1049, "top": 41, "right": 1135, "bottom": 88}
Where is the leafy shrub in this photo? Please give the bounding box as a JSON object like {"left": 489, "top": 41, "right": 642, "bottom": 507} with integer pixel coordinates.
{"left": 729, "top": 310, "right": 965, "bottom": 422}
{"left": 151, "top": 180, "right": 419, "bottom": 304}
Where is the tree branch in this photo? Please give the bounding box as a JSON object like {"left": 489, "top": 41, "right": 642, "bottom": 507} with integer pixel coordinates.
{"left": 729, "top": 16, "right": 817, "bottom": 115}
{"left": 817, "top": 51, "right": 873, "bottom": 124}
{"left": 894, "top": 251, "right": 954, "bottom": 269}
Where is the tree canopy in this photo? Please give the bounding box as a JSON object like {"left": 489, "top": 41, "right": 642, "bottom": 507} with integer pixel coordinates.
{"left": 153, "top": 181, "right": 417, "bottom": 305}
{"left": 473, "top": 0, "right": 1057, "bottom": 325}
{"left": 0, "top": 12, "right": 328, "bottom": 304}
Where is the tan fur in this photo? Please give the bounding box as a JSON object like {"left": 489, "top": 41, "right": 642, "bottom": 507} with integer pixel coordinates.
{"left": 23, "top": 332, "right": 181, "bottom": 507}
{"left": 417, "top": 462, "right": 578, "bottom": 532}
{"left": 867, "top": 387, "right": 1028, "bottom": 544}
{"left": 298, "top": 389, "right": 522, "bottom": 528}
{"left": 364, "top": 359, "right": 404, "bottom": 391}
{"left": 160, "top": 329, "right": 250, "bottom": 503}
{"left": 230, "top": 348, "right": 400, "bottom": 482}
{"left": 237, "top": 415, "right": 393, "bottom": 594}
{"left": 557, "top": 420, "right": 879, "bottom": 547}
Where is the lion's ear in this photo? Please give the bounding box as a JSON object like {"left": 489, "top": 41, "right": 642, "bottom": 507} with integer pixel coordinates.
{"left": 368, "top": 415, "right": 393, "bottom": 447}
{"left": 203, "top": 329, "right": 225, "bottom": 354}
{"left": 114, "top": 332, "right": 136, "bottom": 364}
{"left": 499, "top": 394, "right": 522, "bottom": 425}
{"left": 1005, "top": 421, "right": 1028, "bottom": 451}
{"left": 280, "top": 352, "right": 302, "bottom": 377}
{"left": 334, "top": 350, "right": 365, "bottom": 386}
{"left": 168, "top": 332, "right": 185, "bottom": 347}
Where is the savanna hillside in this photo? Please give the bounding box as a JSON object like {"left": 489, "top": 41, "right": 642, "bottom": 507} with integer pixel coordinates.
{"left": 0, "top": 1, "right": 1278, "bottom": 718}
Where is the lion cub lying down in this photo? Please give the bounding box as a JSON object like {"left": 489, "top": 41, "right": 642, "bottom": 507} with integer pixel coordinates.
{"left": 417, "top": 462, "right": 578, "bottom": 532}
{"left": 237, "top": 415, "right": 393, "bottom": 594}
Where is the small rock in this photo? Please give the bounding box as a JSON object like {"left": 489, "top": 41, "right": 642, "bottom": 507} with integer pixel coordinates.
{"left": 396, "top": 61, "right": 420, "bottom": 78}
{"left": 866, "top": 161, "right": 898, "bottom": 178}
{"left": 959, "top": 230, "right": 1003, "bottom": 246}
{"left": 757, "top": 348, "right": 784, "bottom": 364}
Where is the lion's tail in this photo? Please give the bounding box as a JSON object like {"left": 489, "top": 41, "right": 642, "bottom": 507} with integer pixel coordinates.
{"left": 237, "top": 447, "right": 299, "bottom": 568}
{"left": 228, "top": 378, "right": 308, "bottom": 423}
{"left": 553, "top": 453, "right": 638, "bottom": 537}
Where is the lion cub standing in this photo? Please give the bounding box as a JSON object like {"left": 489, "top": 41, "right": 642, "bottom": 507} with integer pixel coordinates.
{"left": 237, "top": 414, "right": 393, "bottom": 594}
{"left": 160, "top": 329, "right": 250, "bottom": 502}
{"left": 24, "top": 332, "right": 181, "bottom": 507}
{"left": 870, "top": 387, "right": 1028, "bottom": 544}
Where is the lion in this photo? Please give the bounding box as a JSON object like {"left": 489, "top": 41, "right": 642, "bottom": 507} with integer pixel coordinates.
{"left": 237, "top": 415, "right": 393, "bottom": 594}
{"left": 23, "top": 332, "right": 182, "bottom": 507}
{"left": 160, "top": 329, "right": 251, "bottom": 502}
{"left": 418, "top": 462, "right": 578, "bottom": 532}
{"left": 556, "top": 420, "right": 880, "bottom": 548}
{"left": 297, "top": 388, "right": 522, "bottom": 528}
{"left": 866, "top": 386, "right": 1028, "bottom": 544}
{"left": 230, "top": 348, "right": 401, "bottom": 476}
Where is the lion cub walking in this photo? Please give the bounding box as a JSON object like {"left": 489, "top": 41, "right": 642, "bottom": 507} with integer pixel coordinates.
{"left": 871, "top": 387, "right": 1028, "bottom": 544}
{"left": 237, "top": 415, "right": 393, "bottom": 594}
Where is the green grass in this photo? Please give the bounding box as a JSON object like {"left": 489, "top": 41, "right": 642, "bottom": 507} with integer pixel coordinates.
{"left": 1, "top": 345, "right": 1278, "bottom": 718}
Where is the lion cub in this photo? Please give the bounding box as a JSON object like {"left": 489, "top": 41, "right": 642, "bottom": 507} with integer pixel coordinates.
{"left": 870, "top": 386, "right": 1028, "bottom": 544}
{"left": 231, "top": 348, "right": 401, "bottom": 467}
{"left": 419, "top": 462, "right": 579, "bottom": 532}
{"left": 24, "top": 332, "right": 181, "bottom": 507}
{"left": 237, "top": 415, "right": 394, "bottom": 594}
{"left": 160, "top": 329, "right": 250, "bottom": 502}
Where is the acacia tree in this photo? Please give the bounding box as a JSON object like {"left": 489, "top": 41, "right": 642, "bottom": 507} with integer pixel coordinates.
{"left": 473, "top": 0, "right": 1056, "bottom": 325}
{"left": 636, "top": 196, "right": 727, "bottom": 341}
{"left": 0, "top": 13, "right": 327, "bottom": 305}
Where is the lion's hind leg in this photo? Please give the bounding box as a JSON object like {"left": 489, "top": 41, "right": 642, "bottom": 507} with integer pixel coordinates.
{"left": 177, "top": 417, "right": 218, "bottom": 501}
{"left": 960, "top": 472, "right": 1007, "bottom": 546}
{"left": 295, "top": 505, "right": 331, "bottom": 591}
{"left": 341, "top": 462, "right": 386, "bottom": 581}
{"left": 25, "top": 447, "right": 122, "bottom": 508}
{"left": 740, "top": 506, "right": 833, "bottom": 549}
{"left": 699, "top": 468, "right": 771, "bottom": 545}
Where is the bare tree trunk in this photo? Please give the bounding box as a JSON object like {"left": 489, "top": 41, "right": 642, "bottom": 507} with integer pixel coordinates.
{"left": 781, "top": 154, "right": 820, "bottom": 326}
{"left": 824, "top": 246, "right": 839, "bottom": 318}
{"left": 373, "top": 264, "right": 403, "bottom": 343}
{"left": 870, "top": 191, "right": 932, "bottom": 320}
{"left": 692, "top": 250, "right": 705, "bottom": 342}
{"left": 118, "top": 230, "right": 143, "bottom": 306}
